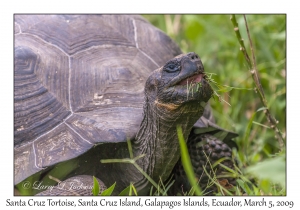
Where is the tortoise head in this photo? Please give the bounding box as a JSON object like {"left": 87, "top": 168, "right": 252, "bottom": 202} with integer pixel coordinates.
{"left": 145, "top": 52, "right": 213, "bottom": 110}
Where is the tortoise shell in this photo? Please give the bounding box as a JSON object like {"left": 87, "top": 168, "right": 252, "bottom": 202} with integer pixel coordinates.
{"left": 14, "top": 15, "right": 236, "bottom": 185}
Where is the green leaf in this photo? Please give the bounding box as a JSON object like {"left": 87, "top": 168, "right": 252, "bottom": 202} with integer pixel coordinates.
{"left": 100, "top": 182, "right": 116, "bottom": 196}
{"left": 118, "top": 185, "right": 131, "bottom": 196}
{"left": 246, "top": 155, "right": 286, "bottom": 187}
{"left": 119, "top": 183, "right": 138, "bottom": 196}
{"left": 236, "top": 179, "right": 245, "bottom": 190}
{"left": 92, "top": 176, "right": 99, "bottom": 196}
{"left": 236, "top": 179, "right": 252, "bottom": 195}
{"left": 259, "top": 179, "right": 271, "bottom": 194}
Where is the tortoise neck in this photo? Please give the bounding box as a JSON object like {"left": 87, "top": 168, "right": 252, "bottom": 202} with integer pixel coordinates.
{"left": 132, "top": 98, "right": 205, "bottom": 186}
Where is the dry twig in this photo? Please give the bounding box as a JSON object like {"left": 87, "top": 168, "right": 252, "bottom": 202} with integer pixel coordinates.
{"left": 230, "top": 14, "right": 285, "bottom": 149}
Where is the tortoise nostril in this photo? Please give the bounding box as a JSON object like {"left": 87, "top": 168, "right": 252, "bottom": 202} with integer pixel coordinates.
{"left": 191, "top": 55, "right": 195, "bottom": 59}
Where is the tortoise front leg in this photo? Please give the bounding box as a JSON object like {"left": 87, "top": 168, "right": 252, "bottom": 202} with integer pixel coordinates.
{"left": 170, "top": 133, "right": 237, "bottom": 195}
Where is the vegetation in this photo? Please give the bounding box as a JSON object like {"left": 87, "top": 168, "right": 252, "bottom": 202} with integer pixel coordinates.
{"left": 143, "top": 14, "right": 286, "bottom": 195}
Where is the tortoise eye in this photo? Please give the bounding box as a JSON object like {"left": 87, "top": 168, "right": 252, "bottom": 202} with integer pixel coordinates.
{"left": 165, "top": 63, "right": 179, "bottom": 72}
{"left": 168, "top": 64, "right": 175, "bottom": 69}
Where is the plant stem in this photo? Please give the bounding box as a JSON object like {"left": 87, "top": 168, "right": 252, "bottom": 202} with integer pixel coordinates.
{"left": 100, "top": 152, "right": 165, "bottom": 195}
{"left": 230, "top": 14, "right": 285, "bottom": 149}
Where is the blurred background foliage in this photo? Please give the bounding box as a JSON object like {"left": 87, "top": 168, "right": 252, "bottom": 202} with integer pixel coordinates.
{"left": 144, "top": 14, "right": 286, "bottom": 195}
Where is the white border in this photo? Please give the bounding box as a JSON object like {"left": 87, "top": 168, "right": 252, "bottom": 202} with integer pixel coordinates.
{"left": 2, "top": 0, "right": 298, "bottom": 209}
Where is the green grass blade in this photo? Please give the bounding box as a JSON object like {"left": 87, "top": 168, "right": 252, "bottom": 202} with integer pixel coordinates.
{"left": 252, "top": 121, "right": 270, "bottom": 129}
{"left": 217, "top": 86, "right": 233, "bottom": 93}
{"left": 163, "top": 179, "right": 175, "bottom": 195}
{"left": 243, "top": 112, "right": 256, "bottom": 155}
{"left": 131, "top": 183, "right": 138, "bottom": 196}
{"left": 92, "top": 176, "right": 100, "bottom": 196}
{"left": 127, "top": 139, "right": 134, "bottom": 159}
{"left": 118, "top": 184, "right": 138, "bottom": 196}
{"left": 132, "top": 162, "right": 164, "bottom": 195}
{"left": 100, "top": 182, "right": 116, "bottom": 196}
{"left": 256, "top": 107, "right": 268, "bottom": 112}
{"left": 118, "top": 185, "right": 131, "bottom": 196}
{"left": 129, "top": 182, "right": 132, "bottom": 196}
{"left": 176, "top": 125, "right": 202, "bottom": 195}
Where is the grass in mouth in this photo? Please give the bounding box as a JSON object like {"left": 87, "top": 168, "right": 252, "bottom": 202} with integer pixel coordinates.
{"left": 204, "top": 72, "right": 253, "bottom": 106}
{"left": 185, "top": 72, "right": 253, "bottom": 106}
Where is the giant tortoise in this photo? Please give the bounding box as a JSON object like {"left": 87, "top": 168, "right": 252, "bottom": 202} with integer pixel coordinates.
{"left": 14, "top": 14, "right": 237, "bottom": 195}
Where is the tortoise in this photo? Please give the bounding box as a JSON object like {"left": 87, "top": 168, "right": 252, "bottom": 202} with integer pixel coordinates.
{"left": 14, "top": 14, "right": 237, "bottom": 195}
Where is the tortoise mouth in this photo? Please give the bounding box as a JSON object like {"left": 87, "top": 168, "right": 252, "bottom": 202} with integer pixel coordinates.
{"left": 177, "top": 73, "right": 204, "bottom": 86}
